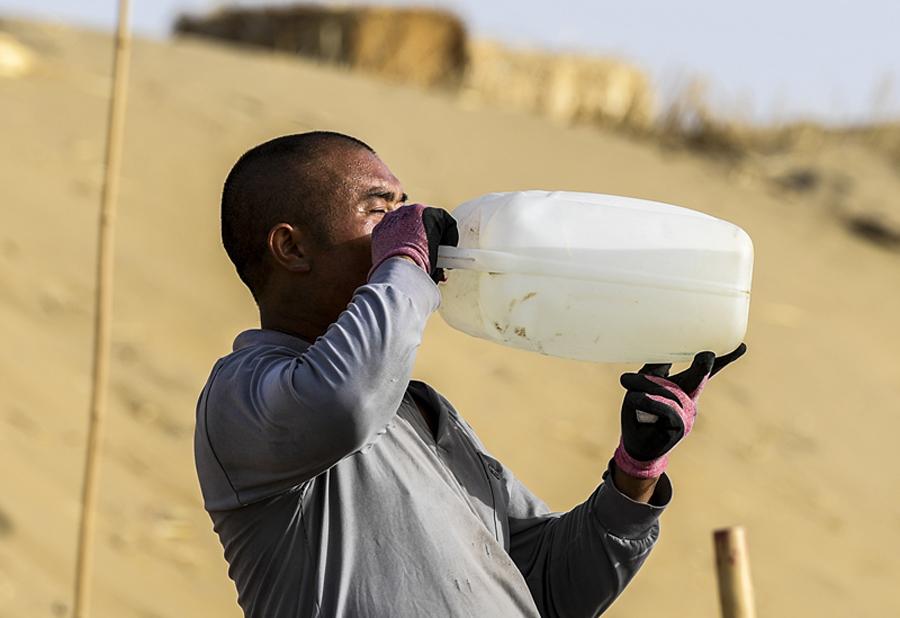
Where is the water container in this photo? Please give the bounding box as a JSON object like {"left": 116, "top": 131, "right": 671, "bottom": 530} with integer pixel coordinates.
{"left": 436, "top": 191, "right": 753, "bottom": 363}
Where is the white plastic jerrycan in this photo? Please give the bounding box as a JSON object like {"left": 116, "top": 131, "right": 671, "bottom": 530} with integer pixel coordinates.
{"left": 436, "top": 191, "right": 753, "bottom": 363}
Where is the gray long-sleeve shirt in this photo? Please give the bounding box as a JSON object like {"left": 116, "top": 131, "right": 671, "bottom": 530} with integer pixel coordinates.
{"left": 195, "top": 257, "right": 672, "bottom": 617}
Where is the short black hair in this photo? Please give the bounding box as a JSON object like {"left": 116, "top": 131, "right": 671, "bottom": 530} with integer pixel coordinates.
{"left": 221, "top": 131, "right": 375, "bottom": 300}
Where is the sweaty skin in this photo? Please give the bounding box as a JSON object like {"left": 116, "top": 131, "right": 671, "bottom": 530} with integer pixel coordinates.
{"left": 256, "top": 146, "right": 408, "bottom": 341}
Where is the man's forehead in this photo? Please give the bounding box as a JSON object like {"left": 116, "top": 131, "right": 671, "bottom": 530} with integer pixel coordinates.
{"left": 341, "top": 151, "right": 403, "bottom": 193}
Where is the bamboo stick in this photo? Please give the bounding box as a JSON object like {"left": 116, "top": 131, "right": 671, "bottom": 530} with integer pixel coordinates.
{"left": 713, "top": 526, "right": 757, "bottom": 618}
{"left": 73, "top": 1, "right": 132, "bottom": 616}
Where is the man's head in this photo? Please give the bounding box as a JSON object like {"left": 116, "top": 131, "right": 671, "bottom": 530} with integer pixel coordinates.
{"left": 221, "top": 131, "right": 408, "bottom": 335}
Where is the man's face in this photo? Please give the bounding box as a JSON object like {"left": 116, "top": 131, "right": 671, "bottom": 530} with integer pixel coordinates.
{"left": 305, "top": 147, "right": 408, "bottom": 316}
{"left": 325, "top": 147, "right": 407, "bottom": 251}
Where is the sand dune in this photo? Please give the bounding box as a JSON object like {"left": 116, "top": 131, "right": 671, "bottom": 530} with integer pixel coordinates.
{"left": 1, "top": 18, "right": 898, "bottom": 618}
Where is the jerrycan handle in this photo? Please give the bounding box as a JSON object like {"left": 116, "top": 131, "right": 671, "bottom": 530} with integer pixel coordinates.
{"left": 436, "top": 246, "right": 748, "bottom": 297}
{"left": 436, "top": 246, "right": 501, "bottom": 271}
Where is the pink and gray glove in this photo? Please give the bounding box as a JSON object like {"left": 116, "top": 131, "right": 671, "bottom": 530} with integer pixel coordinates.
{"left": 614, "top": 344, "right": 747, "bottom": 478}
{"left": 369, "top": 203, "right": 459, "bottom": 283}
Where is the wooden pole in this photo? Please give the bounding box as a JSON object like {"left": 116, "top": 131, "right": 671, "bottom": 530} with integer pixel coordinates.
{"left": 73, "top": 1, "right": 132, "bottom": 616}
{"left": 713, "top": 526, "right": 757, "bottom": 618}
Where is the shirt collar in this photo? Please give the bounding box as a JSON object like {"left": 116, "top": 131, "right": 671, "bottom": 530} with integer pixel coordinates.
{"left": 232, "top": 328, "right": 312, "bottom": 354}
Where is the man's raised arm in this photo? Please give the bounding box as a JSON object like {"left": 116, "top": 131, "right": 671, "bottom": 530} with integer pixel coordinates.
{"left": 502, "top": 345, "right": 747, "bottom": 616}
{"left": 196, "top": 205, "right": 457, "bottom": 508}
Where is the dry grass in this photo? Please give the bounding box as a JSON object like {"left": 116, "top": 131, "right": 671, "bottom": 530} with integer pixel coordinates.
{"left": 172, "top": 3, "right": 900, "bottom": 171}
{"left": 653, "top": 77, "right": 900, "bottom": 174}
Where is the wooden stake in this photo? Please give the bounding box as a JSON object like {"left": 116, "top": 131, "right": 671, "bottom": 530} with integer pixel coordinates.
{"left": 713, "top": 526, "right": 757, "bottom": 618}
{"left": 73, "top": 1, "right": 131, "bottom": 616}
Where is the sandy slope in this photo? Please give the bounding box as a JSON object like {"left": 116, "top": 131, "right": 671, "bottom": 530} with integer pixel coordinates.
{"left": 1, "top": 19, "right": 898, "bottom": 618}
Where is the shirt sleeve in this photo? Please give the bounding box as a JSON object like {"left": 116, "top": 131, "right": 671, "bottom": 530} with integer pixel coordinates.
{"left": 197, "top": 258, "right": 440, "bottom": 510}
{"left": 501, "top": 458, "right": 672, "bottom": 617}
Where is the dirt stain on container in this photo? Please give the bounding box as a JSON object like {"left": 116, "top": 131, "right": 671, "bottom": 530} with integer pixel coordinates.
{"left": 508, "top": 291, "right": 538, "bottom": 312}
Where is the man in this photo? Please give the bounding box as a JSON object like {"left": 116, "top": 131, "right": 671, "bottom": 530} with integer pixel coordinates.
{"left": 195, "top": 131, "right": 745, "bottom": 617}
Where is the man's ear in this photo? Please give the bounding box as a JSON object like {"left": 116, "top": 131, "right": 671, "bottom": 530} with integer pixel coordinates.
{"left": 267, "top": 223, "right": 313, "bottom": 273}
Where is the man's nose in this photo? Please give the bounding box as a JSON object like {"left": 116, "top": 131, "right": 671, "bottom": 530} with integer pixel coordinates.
{"left": 386, "top": 200, "right": 409, "bottom": 213}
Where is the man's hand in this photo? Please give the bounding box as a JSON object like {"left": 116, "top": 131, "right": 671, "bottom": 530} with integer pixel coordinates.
{"left": 613, "top": 344, "right": 747, "bottom": 484}
{"left": 369, "top": 204, "right": 459, "bottom": 283}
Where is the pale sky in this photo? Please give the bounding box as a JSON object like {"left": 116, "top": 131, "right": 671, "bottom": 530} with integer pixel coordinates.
{"left": 3, "top": 0, "right": 899, "bottom": 124}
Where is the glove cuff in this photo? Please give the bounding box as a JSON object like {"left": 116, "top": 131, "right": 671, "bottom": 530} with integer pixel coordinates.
{"left": 368, "top": 244, "right": 430, "bottom": 281}
{"left": 613, "top": 439, "right": 668, "bottom": 479}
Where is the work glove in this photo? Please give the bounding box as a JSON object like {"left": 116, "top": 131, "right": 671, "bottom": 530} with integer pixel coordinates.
{"left": 369, "top": 203, "right": 459, "bottom": 283}
{"left": 614, "top": 344, "right": 747, "bottom": 479}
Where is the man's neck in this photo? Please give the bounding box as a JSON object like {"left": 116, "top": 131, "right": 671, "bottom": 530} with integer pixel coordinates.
{"left": 259, "top": 306, "right": 325, "bottom": 343}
